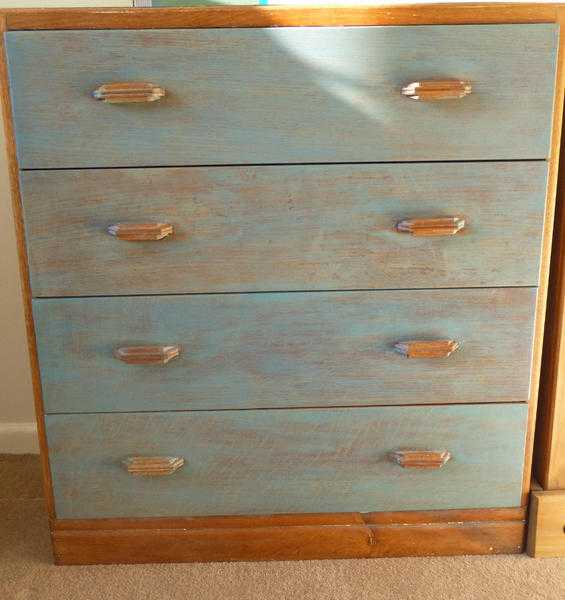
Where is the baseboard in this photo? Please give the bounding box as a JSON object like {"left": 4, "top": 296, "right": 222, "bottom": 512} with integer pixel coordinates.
{"left": 0, "top": 422, "right": 39, "bottom": 454}
{"left": 51, "top": 508, "right": 526, "bottom": 565}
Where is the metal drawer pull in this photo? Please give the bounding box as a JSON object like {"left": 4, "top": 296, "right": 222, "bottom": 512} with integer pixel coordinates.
{"left": 107, "top": 222, "right": 173, "bottom": 241}
{"left": 92, "top": 82, "right": 166, "bottom": 104}
{"left": 394, "top": 340, "right": 460, "bottom": 359}
{"left": 124, "top": 456, "right": 184, "bottom": 476}
{"left": 395, "top": 217, "right": 465, "bottom": 237}
{"left": 401, "top": 80, "right": 472, "bottom": 101}
{"left": 391, "top": 450, "right": 451, "bottom": 469}
{"left": 114, "top": 345, "right": 181, "bottom": 365}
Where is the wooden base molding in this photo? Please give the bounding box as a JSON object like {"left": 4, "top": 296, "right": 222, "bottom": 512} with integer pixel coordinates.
{"left": 52, "top": 508, "right": 526, "bottom": 565}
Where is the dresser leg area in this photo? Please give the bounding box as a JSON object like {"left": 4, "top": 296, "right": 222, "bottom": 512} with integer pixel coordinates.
{"left": 527, "top": 490, "right": 565, "bottom": 557}
{"left": 50, "top": 509, "right": 526, "bottom": 565}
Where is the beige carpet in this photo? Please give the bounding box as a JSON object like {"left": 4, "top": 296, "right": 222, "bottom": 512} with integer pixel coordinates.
{"left": 2, "top": 455, "right": 565, "bottom": 600}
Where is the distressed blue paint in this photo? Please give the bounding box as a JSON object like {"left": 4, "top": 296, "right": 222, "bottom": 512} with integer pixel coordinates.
{"left": 45, "top": 404, "right": 528, "bottom": 518}
{"left": 20, "top": 162, "right": 549, "bottom": 296}
{"left": 33, "top": 288, "right": 537, "bottom": 414}
{"left": 6, "top": 24, "right": 557, "bottom": 168}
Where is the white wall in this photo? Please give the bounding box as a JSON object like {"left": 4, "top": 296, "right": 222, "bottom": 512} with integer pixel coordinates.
{"left": 0, "top": 79, "right": 37, "bottom": 453}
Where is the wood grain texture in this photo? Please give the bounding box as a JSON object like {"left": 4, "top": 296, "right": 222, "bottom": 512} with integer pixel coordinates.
{"left": 0, "top": 17, "right": 55, "bottom": 519}
{"left": 33, "top": 288, "right": 537, "bottom": 414}
{"left": 523, "top": 8, "right": 565, "bottom": 501}
{"left": 534, "top": 31, "right": 565, "bottom": 491}
{"left": 20, "top": 162, "right": 549, "bottom": 297}
{"left": 51, "top": 511, "right": 526, "bottom": 565}
{"left": 107, "top": 222, "right": 173, "bottom": 241}
{"left": 92, "top": 81, "right": 166, "bottom": 104}
{"left": 527, "top": 490, "right": 565, "bottom": 557}
{"left": 534, "top": 130, "right": 565, "bottom": 490}
{"left": 401, "top": 79, "right": 472, "bottom": 101}
{"left": 53, "top": 506, "right": 527, "bottom": 530}
{"left": 395, "top": 216, "right": 466, "bottom": 237}
{"left": 6, "top": 24, "right": 557, "bottom": 168}
{"left": 393, "top": 340, "right": 459, "bottom": 359}
{"left": 2, "top": 4, "right": 562, "bottom": 31}
{"left": 113, "top": 344, "right": 180, "bottom": 365}
{"left": 45, "top": 404, "right": 528, "bottom": 519}
{"left": 123, "top": 456, "right": 184, "bottom": 476}
{"left": 390, "top": 450, "right": 451, "bottom": 469}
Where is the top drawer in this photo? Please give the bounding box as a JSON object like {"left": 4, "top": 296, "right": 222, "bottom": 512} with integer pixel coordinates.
{"left": 6, "top": 24, "right": 558, "bottom": 169}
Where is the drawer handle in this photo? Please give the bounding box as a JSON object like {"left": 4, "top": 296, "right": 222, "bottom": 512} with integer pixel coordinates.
{"left": 114, "top": 345, "right": 181, "bottom": 365}
{"left": 390, "top": 450, "right": 451, "bottom": 469}
{"left": 394, "top": 340, "right": 459, "bottom": 359}
{"left": 401, "top": 80, "right": 472, "bottom": 101}
{"left": 108, "top": 222, "right": 173, "bottom": 241}
{"left": 395, "top": 217, "right": 465, "bottom": 237}
{"left": 124, "top": 456, "right": 184, "bottom": 476}
{"left": 92, "top": 82, "right": 166, "bottom": 104}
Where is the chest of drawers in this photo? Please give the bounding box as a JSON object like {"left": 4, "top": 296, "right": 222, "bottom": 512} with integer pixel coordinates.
{"left": 2, "top": 4, "right": 564, "bottom": 565}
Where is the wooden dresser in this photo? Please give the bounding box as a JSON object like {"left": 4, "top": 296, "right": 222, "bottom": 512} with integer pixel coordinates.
{"left": 2, "top": 4, "right": 564, "bottom": 565}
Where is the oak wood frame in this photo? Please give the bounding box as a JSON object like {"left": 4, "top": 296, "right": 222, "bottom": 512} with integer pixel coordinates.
{"left": 1, "top": 4, "right": 563, "bottom": 564}
{"left": 52, "top": 508, "right": 526, "bottom": 565}
{"left": 530, "top": 3, "right": 565, "bottom": 559}
{"left": 536, "top": 104, "right": 565, "bottom": 491}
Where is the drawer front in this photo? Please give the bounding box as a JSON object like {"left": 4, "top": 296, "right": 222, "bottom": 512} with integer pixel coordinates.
{"left": 21, "top": 162, "right": 548, "bottom": 296}
{"left": 46, "top": 404, "right": 528, "bottom": 518}
{"left": 7, "top": 25, "right": 557, "bottom": 168}
{"left": 34, "top": 288, "right": 536, "bottom": 414}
